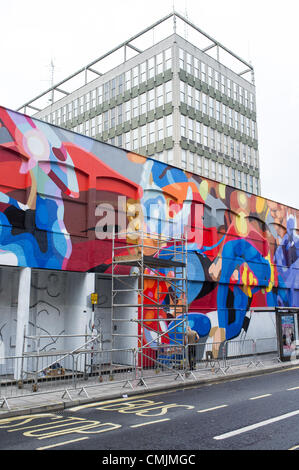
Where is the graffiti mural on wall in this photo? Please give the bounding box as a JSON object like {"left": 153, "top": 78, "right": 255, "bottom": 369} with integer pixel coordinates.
{"left": 0, "top": 106, "right": 298, "bottom": 352}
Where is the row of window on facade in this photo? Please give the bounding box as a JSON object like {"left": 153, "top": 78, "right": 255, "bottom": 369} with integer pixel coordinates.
{"left": 181, "top": 118, "right": 258, "bottom": 166}
{"left": 43, "top": 80, "right": 173, "bottom": 125}
{"left": 179, "top": 48, "right": 255, "bottom": 111}
{"left": 44, "top": 83, "right": 256, "bottom": 146}
{"left": 71, "top": 113, "right": 258, "bottom": 168}
{"left": 183, "top": 151, "right": 259, "bottom": 194}
{"left": 180, "top": 82, "right": 257, "bottom": 139}
{"left": 41, "top": 45, "right": 254, "bottom": 126}
{"left": 130, "top": 148, "right": 258, "bottom": 194}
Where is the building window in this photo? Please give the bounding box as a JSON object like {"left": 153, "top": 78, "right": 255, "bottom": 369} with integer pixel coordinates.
{"left": 236, "top": 141, "right": 240, "bottom": 160}
{"left": 117, "top": 104, "right": 122, "bottom": 125}
{"left": 118, "top": 74, "right": 124, "bottom": 95}
{"left": 202, "top": 93, "right": 207, "bottom": 114}
{"left": 215, "top": 71, "right": 220, "bottom": 90}
{"left": 132, "top": 66, "right": 139, "bottom": 87}
{"left": 148, "top": 89, "right": 155, "bottom": 111}
{"left": 140, "top": 125, "right": 146, "bottom": 147}
{"left": 157, "top": 118, "right": 164, "bottom": 141}
{"left": 242, "top": 144, "right": 247, "bottom": 163}
{"left": 125, "top": 101, "right": 130, "bottom": 121}
{"left": 179, "top": 48, "right": 185, "bottom": 69}
{"left": 230, "top": 138, "right": 234, "bottom": 157}
{"left": 132, "top": 128, "right": 138, "bottom": 149}
{"left": 125, "top": 71, "right": 131, "bottom": 91}
{"left": 221, "top": 75, "right": 225, "bottom": 94}
{"left": 216, "top": 101, "right": 221, "bottom": 121}
{"left": 194, "top": 57, "right": 200, "bottom": 78}
{"left": 210, "top": 128, "right": 216, "bottom": 150}
{"left": 231, "top": 168, "right": 236, "bottom": 187}
{"left": 156, "top": 85, "right": 164, "bottom": 107}
{"left": 238, "top": 170, "right": 242, "bottom": 189}
{"left": 181, "top": 150, "right": 187, "bottom": 169}
{"left": 140, "top": 93, "right": 146, "bottom": 115}
{"left": 124, "top": 131, "right": 130, "bottom": 149}
{"left": 195, "top": 89, "right": 200, "bottom": 110}
{"left": 111, "top": 107, "right": 115, "bottom": 127}
{"left": 222, "top": 104, "right": 227, "bottom": 124}
{"left": 243, "top": 173, "right": 248, "bottom": 192}
{"left": 189, "top": 152, "right": 194, "bottom": 172}
{"left": 140, "top": 62, "right": 146, "bottom": 83}
{"left": 180, "top": 81, "right": 186, "bottom": 103}
{"left": 225, "top": 166, "right": 230, "bottom": 185}
{"left": 181, "top": 115, "right": 186, "bottom": 138}
{"left": 188, "top": 118, "right": 194, "bottom": 140}
{"left": 166, "top": 115, "right": 173, "bottom": 137}
{"left": 208, "top": 66, "right": 213, "bottom": 86}
{"left": 186, "top": 53, "right": 193, "bottom": 74}
{"left": 203, "top": 125, "right": 208, "bottom": 146}
{"left": 96, "top": 114, "right": 102, "bottom": 134}
{"left": 209, "top": 97, "right": 214, "bottom": 118}
{"left": 195, "top": 122, "right": 201, "bottom": 144}
{"left": 197, "top": 155, "right": 202, "bottom": 173}
{"left": 148, "top": 121, "right": 155, "bottom": 144}
{"left": 148, "top": 57, "right": 155, "bottom": 79}
{"left": 97, "top": 86, "right": 103, "bottom": 105}
{"left": 187, "top": 85, "right": 193, "bottom": 107}
{"left": 104, "top": 83, "right": 109, "bottom": 102}
{"left": 218, "top": 163, "right": 223, "bottom": 182}
{"left": 217, "top": 132, "right": 222, "bottom": 152}
{"left": 165, "top": 48, "right": 172, "bottom": 70}
{"left": 132, "top": 97, "right": 138, "bottom": 118}
{"left": 201, "top": 62, "right": 206, "bottom": 82}
{"left": 224, "top": 135, "right": 228, "bottom": 155}
{"left": 204, "top": 158, "right": 209, "bottom": 177}
{"left": 249, "top": 175, "right": 253, "bottom": 193}
{"left": 111, "top": 78, "right": 116, "bottom": 98}
{"left": 211, "top": 161, "right": 216, "bottom": 179}
{"left": 103, "top": 111, "right": 109, "bottom": 131}
{"left": 165, "top": 81, "right": 172, "bottom": 102}
{"left": 156, "top": 53, "right": 163, "bottom": 75}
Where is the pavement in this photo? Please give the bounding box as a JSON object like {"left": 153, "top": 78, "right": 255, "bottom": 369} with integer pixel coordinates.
{"left": 1, "top": 354, "right": 298, "bottom": 419}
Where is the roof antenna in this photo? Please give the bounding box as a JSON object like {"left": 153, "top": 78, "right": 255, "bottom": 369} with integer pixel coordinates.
{"left": 184, "top": 0, "right": 189, "bottom": 40}
{"left": 49, "top": 59, "right": 55, "bottom": 104}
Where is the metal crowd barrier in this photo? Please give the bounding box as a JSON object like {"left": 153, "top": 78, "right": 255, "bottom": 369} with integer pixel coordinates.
{"left": 0, "top": 348, "right": 137, "bottom": 409}
{"left": 0, "top": 337, "right": 283, "bottom": 409}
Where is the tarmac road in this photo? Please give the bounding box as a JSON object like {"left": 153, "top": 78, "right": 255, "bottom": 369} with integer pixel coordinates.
{"left": 1, "top": 364, "right": 299, "bottom": 455}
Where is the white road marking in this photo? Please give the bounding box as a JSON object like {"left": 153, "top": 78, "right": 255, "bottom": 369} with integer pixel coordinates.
{"left": 36, "top": 437, "right": 89, "bottom": 450}
{"left": 249, "top": 393, "right": 272, "bottom": 400}
{"left": 214, "top": 409, "right": 299, "bottom": 440}
{"left": 287, "top": 386, "right": 299, "bottom": 391}
{"left": 130, "top": 418, "right": 170, "bottom": 428}
{"left": 198, "top": 405, "right": 228, "bottom": 413}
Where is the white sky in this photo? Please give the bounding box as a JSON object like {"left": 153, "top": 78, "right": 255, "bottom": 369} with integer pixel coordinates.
{"left": 1, "top": 0, "right": 298, "bottom": 209}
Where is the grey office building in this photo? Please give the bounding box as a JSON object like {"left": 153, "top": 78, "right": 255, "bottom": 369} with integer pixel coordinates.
{"left": 19, "top": 12, "right": 260, "bottom": 194}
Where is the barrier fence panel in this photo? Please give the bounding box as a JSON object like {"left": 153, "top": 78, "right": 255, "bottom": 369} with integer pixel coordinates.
{"left": 224, "top": 339, "right": 257, "bottom": 370}
{"left": 254, "top": 337, "right": 281, "bottom": 365}
{"left": 190, "top": 341, "right": 227, "bottom": 375}
{"left": 137, "top": 344, "right": 187, "bottom": 386}
{"left": 72, "top": 348, "right": 137, "bottom": 395}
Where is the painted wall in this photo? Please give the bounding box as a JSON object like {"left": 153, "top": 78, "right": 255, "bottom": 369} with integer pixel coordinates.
{"left": 0, "top": 106, "right": 298, "bottom": 356}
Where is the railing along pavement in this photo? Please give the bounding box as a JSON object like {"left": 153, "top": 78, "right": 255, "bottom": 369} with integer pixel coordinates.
{"left": 0, "top": 337, "right": 283, "bottom": 409}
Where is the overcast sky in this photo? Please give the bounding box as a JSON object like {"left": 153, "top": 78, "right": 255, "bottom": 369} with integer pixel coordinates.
{"left": 1, "top": 0, "right": 298, "bottom": 209}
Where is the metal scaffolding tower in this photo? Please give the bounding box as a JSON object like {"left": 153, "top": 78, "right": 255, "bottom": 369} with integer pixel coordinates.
{"left": 111, "top": 230, "right": 188, "bottom": 379}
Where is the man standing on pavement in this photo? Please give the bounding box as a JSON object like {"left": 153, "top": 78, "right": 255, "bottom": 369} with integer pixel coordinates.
{"left": 185, "top": 325, "right": 199, "bottom": 370}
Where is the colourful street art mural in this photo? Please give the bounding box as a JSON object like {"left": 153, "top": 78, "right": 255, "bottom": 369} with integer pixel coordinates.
{"left": 0, "top": 106, "right": 298, "bottom": 353}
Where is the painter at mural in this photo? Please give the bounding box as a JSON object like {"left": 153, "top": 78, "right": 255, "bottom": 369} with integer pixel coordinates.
{"left": 0, "top": 106, "right": 298, "bottom": 358}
